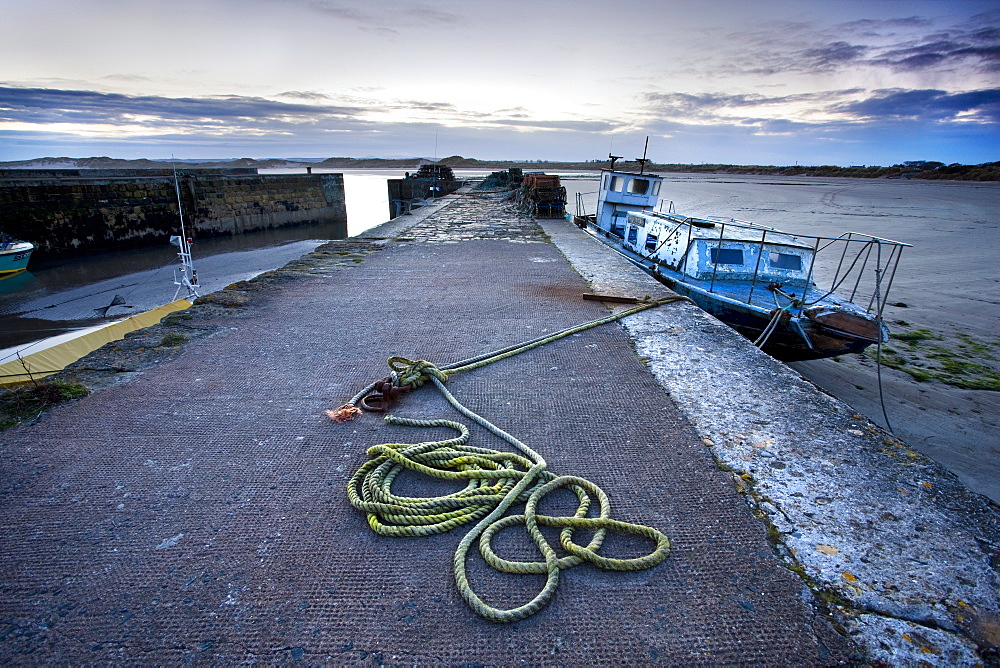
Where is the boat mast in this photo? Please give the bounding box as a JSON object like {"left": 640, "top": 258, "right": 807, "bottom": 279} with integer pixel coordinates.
{"left": 171, "top": 165, "right": 200, "bottom": 301}
{"left": 636, "top": 136, "right": 649, "bottom": 174}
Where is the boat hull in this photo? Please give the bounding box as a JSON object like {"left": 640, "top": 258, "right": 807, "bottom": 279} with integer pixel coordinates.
{"left": 654, "top": 275, "right": 880, "bottom": 361}
{"left": 0, "top": 242, "right": 34, "bottom": 277}
{"left": 577, "top": 221, "right": 883, "bottom": 361}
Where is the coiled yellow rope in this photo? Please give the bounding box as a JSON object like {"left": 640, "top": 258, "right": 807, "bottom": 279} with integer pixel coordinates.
{"left": 343, "top": 297, "right": 686, "bottom": 622}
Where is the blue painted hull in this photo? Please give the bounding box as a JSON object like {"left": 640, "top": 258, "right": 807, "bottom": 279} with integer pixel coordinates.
{"left": 576, "top": 220, "right": 884, "bottom": 361}
{"left": 0, "top": 243, "right": 34, "bottom": 277}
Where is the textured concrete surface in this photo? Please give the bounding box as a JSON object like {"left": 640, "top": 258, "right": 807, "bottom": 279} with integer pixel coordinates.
{"left": 1, "top": 186, "right": 996, "bottom": 665}
{"left": 0, "top": 190, "right": 855, "bottom": 665}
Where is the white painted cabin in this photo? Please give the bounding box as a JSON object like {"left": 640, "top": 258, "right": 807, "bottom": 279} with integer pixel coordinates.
{"left": 595, "top": 170, "right": 662, "bottom": 236}
{"left": 621, "top": 210, "right": 816, "bottom": 287}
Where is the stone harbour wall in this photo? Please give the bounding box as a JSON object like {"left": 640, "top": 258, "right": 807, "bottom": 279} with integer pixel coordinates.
{"left": 0, "top": 169, "right": 347, "bottom": 259}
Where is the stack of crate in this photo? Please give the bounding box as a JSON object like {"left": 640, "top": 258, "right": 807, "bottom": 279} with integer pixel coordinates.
{"left": 520, "top": 173, "right": 566, "bottom": 218}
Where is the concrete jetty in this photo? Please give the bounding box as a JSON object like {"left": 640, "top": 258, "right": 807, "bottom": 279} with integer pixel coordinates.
{"left": 1, "top": 186, "right": 997, "bottom": 665}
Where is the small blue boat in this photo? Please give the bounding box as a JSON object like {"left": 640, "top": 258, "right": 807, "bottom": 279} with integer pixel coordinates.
{"left": 0, "top": 235, "right": 34, "bottom": 279}
{"left": 570, "top": 160, "right": 910, "bottom": 361}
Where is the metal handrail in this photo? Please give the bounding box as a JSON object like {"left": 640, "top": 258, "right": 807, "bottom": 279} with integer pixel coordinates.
{"left": 748, "top": 229, "right": 768, "bottom": 304}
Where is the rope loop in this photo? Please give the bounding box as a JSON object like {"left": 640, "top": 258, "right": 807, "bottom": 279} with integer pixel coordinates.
{"left": 337, "top": 296, "right": 690, "bottom": 621}
{"left": 348, "top": 414, "right": 671, "bottom": 623}
{"left": 387, "top": 356, "right": 449, "bottom": 388}
{"left": 479, "top": 475, "right": 670, "bottom": 575}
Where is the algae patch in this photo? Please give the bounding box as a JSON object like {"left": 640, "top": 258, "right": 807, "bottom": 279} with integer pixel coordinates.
{"left": 1, "top": 380, "right": 90, "bottom": 430}
{"left": 160, "top": 332, "right": 190, "bottom": 347}
{"left": 865, "top": 324, "right": 1000, "bottom": 391}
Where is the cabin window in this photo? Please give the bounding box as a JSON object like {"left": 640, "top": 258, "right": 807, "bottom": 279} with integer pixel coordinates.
{"left": 652, "top": 181, "right": 661, "bottom": 196}
{"left": 627, "top": 179, "right": 649, "bottom": 195}
{"left": 645, "top": 234, "right": 658, "bottom": 251}
{"left": 769, "top": 252, "right": 802, "bottom": 270}
{"left": 608, "top": 176, "right": 624, "bottom": 192}
{"left": 709, "top": 248, "right": 744, "bottom": 265}
{"left": 627, "top": 226, "right": 638, "bottom": 245}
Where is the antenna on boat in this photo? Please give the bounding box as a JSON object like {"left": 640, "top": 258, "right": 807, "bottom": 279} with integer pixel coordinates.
{"left": 608, "top": 154, "right": 623, "bottom": 171}
{"left": 635, "top": 136, "right": 649, "bottom": 174}
{"left": 170, "top": 161, "right": 200, "bottom": 301}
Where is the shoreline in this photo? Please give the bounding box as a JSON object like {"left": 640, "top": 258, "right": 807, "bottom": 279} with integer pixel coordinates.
{"left": 5, "top": 157, "right": 998, "bottom": 182}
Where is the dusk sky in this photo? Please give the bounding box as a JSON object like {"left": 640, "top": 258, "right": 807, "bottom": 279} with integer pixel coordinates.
{"left": 1, "top": 0, "right": 997, "bottom": 166}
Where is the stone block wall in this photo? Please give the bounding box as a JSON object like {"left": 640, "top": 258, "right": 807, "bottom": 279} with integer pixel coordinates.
{"left": 0, "top": 169, "right": 347, "bottom": 259}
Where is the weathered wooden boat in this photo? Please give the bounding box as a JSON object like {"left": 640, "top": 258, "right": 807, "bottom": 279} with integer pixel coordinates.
{"left": 0, "top": 235, "right": 34, "bottom": 278}
{"left": 570, "top": 162, "right": 909, "bottom": 361}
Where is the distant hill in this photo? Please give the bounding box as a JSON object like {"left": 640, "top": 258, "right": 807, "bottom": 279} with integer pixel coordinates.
{"left": 1, "top": 155, "right": 996, "bottom": 181}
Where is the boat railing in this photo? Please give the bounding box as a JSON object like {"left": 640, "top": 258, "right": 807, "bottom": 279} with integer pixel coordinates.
{"left": 574, "top": 188, "right": 909, "bottom": 318}
{"left": 701, "top": 220, "right": 909, "bottom": 317}
{"left": 822, "top": 232, "right": 910, "bottom": 314}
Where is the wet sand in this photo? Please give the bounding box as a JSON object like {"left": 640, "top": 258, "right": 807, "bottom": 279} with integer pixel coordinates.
{"left": 562, "top": 172, "right": 1000, "bottom": 504}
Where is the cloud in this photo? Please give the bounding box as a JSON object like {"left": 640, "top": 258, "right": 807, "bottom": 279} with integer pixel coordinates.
{"left": 842, "top": 12, "right": 1000, "bottom": 73}
{"left": 701, "top": 10, "right": 999, "bottom": 78}
{"left": 0, "top": 86, "right": 366, "bottom": 126}
{"left": 387, "top": 99, "right": 459, "bottom": 113}
{"left": 641, "top": 89, "right": 863, "bottom": 120}
{"left": 634, "top": 85, "right": 1000, "bottom": 159}
{"left": 836, "top": 88, "right": 1000, "bottom": 123}
{"left": 277, "top": 90, "right": 335, "bottom": 101}
{"left": 799, "top": 41, "right": 869, "bottom": 71}
{"left": 300, "top": 1, "right": 367, "bottom": 22}
{"left": 480, "top": 118, "right": 617, "bottom": 133}
{"left": 0, "top": 84, "right": 622, "bottom": 163}
{"left": 835, "top": 16, "right": 933, "bottom": 34}
{"left": 872, "top": 38, "right": 1000, "bottom": 72}
{"left": 0, "top": 85, "right": 614, "bottom": 135}
{"left": 300, "top": 0, "right": 462, "bottom": 35}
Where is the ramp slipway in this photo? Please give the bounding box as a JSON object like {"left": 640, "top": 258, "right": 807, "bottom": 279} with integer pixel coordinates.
{"left": 0, "top": 190, "right": 995, "bottom": 665}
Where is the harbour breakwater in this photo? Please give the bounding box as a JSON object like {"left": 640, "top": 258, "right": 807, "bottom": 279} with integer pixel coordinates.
{"left": 0, "top": 168, "right": 347, "bottom": 260}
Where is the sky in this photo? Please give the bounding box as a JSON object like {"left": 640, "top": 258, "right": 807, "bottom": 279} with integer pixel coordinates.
{"left": 1, "top": 0, "right": 997, "bottom": 166}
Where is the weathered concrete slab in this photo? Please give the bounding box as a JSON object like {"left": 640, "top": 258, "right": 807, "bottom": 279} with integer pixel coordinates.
{"left": 0, "top": 192, "right": 854, "bottom": 664}
{"left": 539, "top": 217, "right": 1000, "bottom": 665}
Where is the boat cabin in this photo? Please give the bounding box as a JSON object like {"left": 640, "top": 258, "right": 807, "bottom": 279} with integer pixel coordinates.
{"left": 595, "top": 170, "right": 662, "bottom": 236}
{"left": 623, "top": 210, "right": 815, "bottom": 286}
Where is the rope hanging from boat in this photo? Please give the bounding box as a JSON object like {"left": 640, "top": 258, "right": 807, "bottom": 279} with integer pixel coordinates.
{"left": 754, "top": 301, "right": 795, "bottom": 348}
{"left": 870, "top": 242, "right": 895, "bottom": 435}
{"left": 332, "top": 297, "right": 686, "bottom": 623}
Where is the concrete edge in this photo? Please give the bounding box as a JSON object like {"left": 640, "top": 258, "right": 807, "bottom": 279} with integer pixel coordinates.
{"left": 538, "top": 218, "right": 1000, "bottom": 665}
{"left": 356, "top": 187, "right": 475, "bottom": 241}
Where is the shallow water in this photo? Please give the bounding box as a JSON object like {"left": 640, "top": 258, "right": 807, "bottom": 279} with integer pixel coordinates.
{"left": 0, "top": 170, "right": 439, "bottom": 349}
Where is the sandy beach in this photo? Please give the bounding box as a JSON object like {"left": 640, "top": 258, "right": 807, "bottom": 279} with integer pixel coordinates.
{"left": 560, "top": 172, "right": 1000, "bottom": 504}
